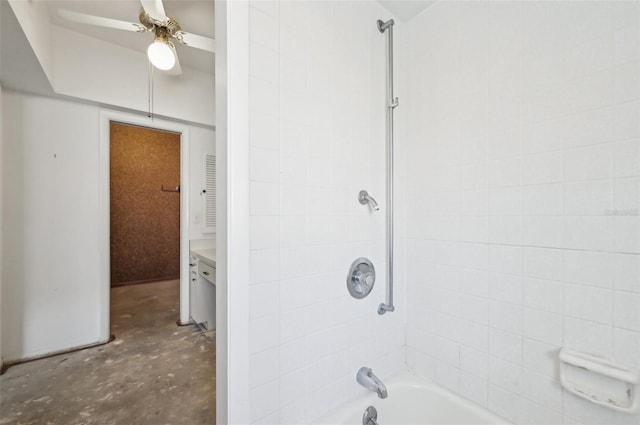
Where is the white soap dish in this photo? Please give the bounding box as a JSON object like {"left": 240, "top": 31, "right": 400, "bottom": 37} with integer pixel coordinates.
{"left": 559, "top": 348, "right": 640, "bottom": 413}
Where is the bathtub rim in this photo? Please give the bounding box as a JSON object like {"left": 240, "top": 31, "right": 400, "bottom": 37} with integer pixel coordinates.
{"left": 313, "top": 368, "right": 513, "bottom": 425}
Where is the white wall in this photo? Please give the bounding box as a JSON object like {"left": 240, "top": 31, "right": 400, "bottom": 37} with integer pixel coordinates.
{"left": 242, "top": 1, "right": 405, "bottom": 423}
{"left": 7, "top": 0, "right": 54, "bottom": 87}
{"left": 1, "top": 90, "right": 102, "bottom": 361}
{"left": 403, "top": 2, "right": 640, "bottom": 425}
{"left": 1, "top": 90, "right": 214, "bottom": 362}
{"left": 53, "top": 26, "right": 215, "bottom": 127}
{"left": 7, "top": 0, "right": 214, "bottom": 127}
{"left": 0, "top": 85, "right": 4, "bottom": 368}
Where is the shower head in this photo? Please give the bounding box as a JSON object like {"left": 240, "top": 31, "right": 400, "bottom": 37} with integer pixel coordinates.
{"left": 359, "top": 190, "right": 380, "bottom": 211}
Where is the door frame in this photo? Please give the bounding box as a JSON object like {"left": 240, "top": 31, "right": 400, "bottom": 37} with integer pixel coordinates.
{"left": 99, "top": 111, "right": 191, "bottom": 341}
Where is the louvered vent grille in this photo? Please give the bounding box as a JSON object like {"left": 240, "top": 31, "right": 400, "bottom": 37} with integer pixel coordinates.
{"left": 202, "top": 155, "right": 216, "bottom": 233}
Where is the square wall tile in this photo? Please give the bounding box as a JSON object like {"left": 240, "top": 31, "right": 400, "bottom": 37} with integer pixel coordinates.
{"left": 250, "top": 111, "right": 280, "bottom": 150}
{"left": 489, "top": 158, "right": 522, "bottom": 188}
{"left": 564, "top": 250, "right": 614, "bottom": 288}
{"left": 489, "top": 244, "right": 523, "bottom": 275}
{"left": 250, "top": 379, "right": 280, "bottom": 423}
{"left": 564, "top": 180, "right": 612, "bottom": 216}
{"left": 250, "top": 6, "right": 279, "bottom": 51}
{"left": 250, "top": 41, "right": 279, "bottom": 84}
{"left": 523, "top": 184, "right": 563, "bottom": 215}
{"left": 521, "top": 399, "right": 563, "bottom": 425}
{"left": 613, "top": 139, "right": 640, "bottom": 178}
{"left": 614, "top": 61, "right": 640, "bottom": 104}
{"left": 250, "top": 314, "right": 281, "bottom": 354}
{"left": 490, "top": 301, "right": 523, "bottom": 335}
{"left": 460, "top": 346, "right": 489, "bottom": 379}
{"left": 250, "top": 249, "right": 280, "bottom": 284}
{"left": 459, "top": 268, "right": 490, "bottom": 298}
{"left": 251, "top": 181, "right": 280, "bottom": 216}
{"left": 460, "top": 371, "right": 488, "bottom": 407}
{"left": 614, "top": 216, "right": 640, "bottom": 253}
{"left": 613, "top": 101, "right": 640, "bottom": 142}
{"left": 613, "top": 328, "right": 640, "bottom": 367}
{"left": 523, "top": 247, "right": 563, "bottom": 281}
{"left": 251, "top": 148, "right": 280, "bottom": 183}
{"left": 251, "top": 281, "right": 280, "bottom": 320}
{"left": 489, "top": 216, "right": 523, "bottom": 245}
{"left": 564, "top": 284, "right": 612, "bottom": 325}
{"left": 523, "top": 338, "right": 559, "bottom": 379}
{"left": 614, "top": 253, "right": 640, "bottom": 293}
{"left": 564, "top": 216, "right": 613, "bottom": 252}
{"left": 523, "top": 278, "right": 563, "bottom": 314}
{"left": 489, "top": 187, "right": 523, "bottom": 216}
{"left": 613, "top": 292, "right": 640, "bottom": 331}
{"left": 523, "top": 151, "right": 563, "bottom": 185}
{"left": 523, "top": 308, "right": 563, "bottom": 346}
{"left": 564, "top": 144, "right": 613, "bottom": 182}
{"left": 614, "top": 25, "right": 640, "bottom": 65}
{"left": 489, "top": 328, "right": 522, "bottom": 365}
{"left": 280, "top": 278, "right": 308, "bottom": 313}
{"left": 489, "top": 356, "right": 522, "bottom": 393}
{"left": 251, "top": 216, "right": 280, "bottom": 250}
{"left": 613, "top": 178, "right": 640, "bottom": 212}
{"left": 523, "top": 216, "right": 564, "bottom": 248}
{"left": 435, "top": 360, "right": 460, "bottom": 393}
{"left": 523, "top": 118, "right": 564, "bottom": 154}
{"left": 488, "top": 384, "right": 523, "bottom": 424}
{"left": 460, "top": 294, "right": 490, "bottom": 325}
{"left": 250, "top": 347, "right": 281, "bottom": 388}
{"left": 458, "top": 320, "right": 490, "bottom": 353}
{"left": 564, "top": 317, "right": 613, "bottom": 358}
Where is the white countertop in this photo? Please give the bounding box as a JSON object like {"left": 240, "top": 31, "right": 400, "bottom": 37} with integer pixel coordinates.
{"left": 190, "top": 248, "right": 216, "bottom": 267}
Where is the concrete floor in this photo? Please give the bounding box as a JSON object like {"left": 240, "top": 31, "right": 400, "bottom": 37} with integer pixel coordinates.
{"left": 0, "top": 279, "right": 216, "bottom": 425}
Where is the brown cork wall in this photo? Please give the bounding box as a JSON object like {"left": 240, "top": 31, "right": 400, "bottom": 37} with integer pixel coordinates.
{"left": 110, "top": 122, "right": 181, "bottom": 286}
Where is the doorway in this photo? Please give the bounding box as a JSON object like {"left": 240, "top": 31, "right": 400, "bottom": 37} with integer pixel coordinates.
{"left": 109, "top": 122, "right": 181, "bottom": 288}
{"left": 99, "top": 112, "right": 192, "bottom": 343}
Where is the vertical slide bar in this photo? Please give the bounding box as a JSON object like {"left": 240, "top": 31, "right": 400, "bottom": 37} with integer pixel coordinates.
{"left": 377, "top": 19, "right": 397, "bottom": 315}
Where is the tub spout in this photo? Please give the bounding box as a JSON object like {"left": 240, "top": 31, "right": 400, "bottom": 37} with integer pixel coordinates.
{"left": 357, "top": 367, "right": 388, "bottom": 399}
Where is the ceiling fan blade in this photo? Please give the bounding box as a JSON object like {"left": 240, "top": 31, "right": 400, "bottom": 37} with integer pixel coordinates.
{"left": 140, "top": 0, "right": 168, "bottom": 22}
{"left": 178, "top": 31, "right": 215, "bottom": 53}
{"left": 58, "top": 9, "right": 146, "bottom": 32}
{"left": 166, "top": 51, "right": 182, "bottom": 76}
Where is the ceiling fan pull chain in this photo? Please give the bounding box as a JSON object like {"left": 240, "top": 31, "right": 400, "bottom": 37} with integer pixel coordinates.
{"left": 148, "top": 59, "right": 154, "bottom": 120}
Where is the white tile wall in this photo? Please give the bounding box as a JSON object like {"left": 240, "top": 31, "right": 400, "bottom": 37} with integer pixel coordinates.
{"left": 241, "top": 1, "right": 639, "bottom": 423}
{"left": 404, "top": 1, "right": 640, "bottom": 424}
{"left": 246, "top": 1, "right": 404, "bottom": 423}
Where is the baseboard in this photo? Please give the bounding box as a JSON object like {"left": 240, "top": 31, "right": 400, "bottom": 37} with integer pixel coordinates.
{"left": 111, "top": 276, "right": 180, "bottom": 287}
{"left": 0, "top": 335, "right": 115, "bottom": 375}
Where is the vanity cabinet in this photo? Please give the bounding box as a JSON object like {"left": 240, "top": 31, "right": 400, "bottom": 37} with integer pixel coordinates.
{"left": 189, "top": 248, "right": 216, "bottom": 332}
{"left": 189, "top": 255, "right": 205, "bottom": 326}
{"left": 198, "top": 262, "right": 216, "bottom": 330}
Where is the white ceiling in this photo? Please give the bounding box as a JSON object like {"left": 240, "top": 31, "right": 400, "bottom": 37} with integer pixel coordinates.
{"left": 5, "top": 0, "right": 431, "bottom": 89}
{"left": 46, "top": 0, "right": 215, "bottom": 74}
{"left": 377, "top": 0, "right": 436, "bottom": 22}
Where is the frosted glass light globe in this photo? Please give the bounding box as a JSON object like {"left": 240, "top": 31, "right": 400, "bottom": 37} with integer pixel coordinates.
{"left": 147, "top": 40, "right": 176, "bottom": 71}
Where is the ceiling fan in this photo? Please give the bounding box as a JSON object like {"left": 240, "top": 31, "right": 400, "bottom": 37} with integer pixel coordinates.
{"left": 58, "top": 0, "right": 215, "bottom": 75}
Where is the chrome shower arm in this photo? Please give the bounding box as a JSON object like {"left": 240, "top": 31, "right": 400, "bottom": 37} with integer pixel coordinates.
{"left": 359, "top": 190, "right": 380, "bottom": 211}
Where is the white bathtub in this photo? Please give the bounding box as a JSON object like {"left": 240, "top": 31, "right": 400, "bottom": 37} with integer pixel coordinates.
{"left": 315, "top": 371, "right": 512, "bottom": 425}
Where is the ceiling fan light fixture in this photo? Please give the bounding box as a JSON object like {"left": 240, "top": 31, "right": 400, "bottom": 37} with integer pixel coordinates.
{"left": 147, "top": 38, "right": 176, "bottom": 71}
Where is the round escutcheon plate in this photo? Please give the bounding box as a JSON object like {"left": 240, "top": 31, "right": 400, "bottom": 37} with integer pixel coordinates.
{"left": 347, "top": 257, "right": 376, "bottom": 299}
